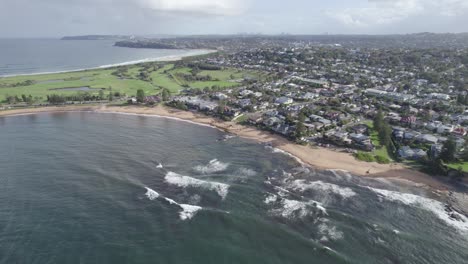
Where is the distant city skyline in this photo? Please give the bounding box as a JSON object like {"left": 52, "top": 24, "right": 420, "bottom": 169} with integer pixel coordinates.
{"left": 1, "top": 0, "right": 468, "bottom": 38}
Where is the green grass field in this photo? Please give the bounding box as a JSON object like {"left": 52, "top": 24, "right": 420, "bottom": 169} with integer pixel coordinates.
{"left": 447, "top": 162, "right": 468, "bottom": 172}
{"left": 0, "top": 63, "right": 262, "bottom": 103}
{"left": 363, "top": 120, "right": 393, "bottom": 162}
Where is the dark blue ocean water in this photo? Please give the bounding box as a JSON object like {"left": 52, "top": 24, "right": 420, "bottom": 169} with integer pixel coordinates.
{"left": 0, "top": 112, "right": 467, "bottom": 264}
{"left": 0, "top": 39, "right": 209, "bottom": 77}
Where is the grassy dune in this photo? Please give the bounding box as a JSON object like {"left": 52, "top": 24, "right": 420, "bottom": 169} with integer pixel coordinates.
{"left": 0, "top": 63, "right": 262, "bottom": 103}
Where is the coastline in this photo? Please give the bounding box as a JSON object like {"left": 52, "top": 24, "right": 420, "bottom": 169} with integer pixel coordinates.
{"left": 0, "top": 49, "right": 216, "bottom": 78}
{"left": 0, "top": 104, "right": 456, "bottom": 192}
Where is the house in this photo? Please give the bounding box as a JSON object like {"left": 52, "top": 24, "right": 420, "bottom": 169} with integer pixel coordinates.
{"left": 437, "top": 125, "right": 454, "bottom": 134}
{"left": 272, "top": 124, "right": 294, "bottom": 136}
{"left": 128, "top": 97, "right": 137, "bottom": 104}
{"left": 350, "top": 124, "right": 369, "bottom": 134}
{"left": 214, "top": 92, "right": 229, "bottom": 100}
{"left": 237, "top": 99, "right": 252, "bottom": 108}
{"left": 398, "top": 146, "right": 427, "bottom": 160}
{"left": 275, "top": 97, "right": 294, "bottom": 105}
{"left": 264, "top": 117, "right": 283, "bottom": 127}
{"left": 452, "top": 127, "right": 467, "bottom": 137}
{"left": 416, "top": 134, "right": 439, "bottom": 145}
{"left": 349, "top": 133, "right": 370, "bottom": 143}
{"left": 144, "top": 95, "right": 160, "bottom": 104}
{"left": 401, "top": 116, "right": 417, "bottom": 126}
{"left": 239, "top": 89, "right": 253, "bottom": 97}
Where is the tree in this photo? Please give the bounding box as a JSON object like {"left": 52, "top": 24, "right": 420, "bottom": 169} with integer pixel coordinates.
{"left": 295, "top": 113, "right": 307, "bottom": 140}
{"left": 379, "top": 122, "right": 392, "bottom": 147}
{"left": 462, "top": 142, "right": 468, "bottom": 162}
{"left": 136, "top": 89, "right": 145, "bottom": 103}
{"left": 108, "top": 91, "right": 114, "bottom": 101}
{"left": 440, "top": 137, "right": 457, "bottom": 163}
{"left": 99, "top": 90, "right": 105, "bottom": 100}
{"left": 162, "top": 88, "right": 170, "bottom": 102}
{"left": 217, "top": 100, "right": 226, "bottom": 115}
{"left": 373, "top": 109, "right": 384, "bottom": 133}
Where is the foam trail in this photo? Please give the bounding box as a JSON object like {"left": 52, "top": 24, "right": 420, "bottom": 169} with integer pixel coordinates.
{"left": 145, "top": 187, "right": 160, "bottom": 200}
{"left": 165, "top": 172, "right": 230, "bottom": 200}
{"left": 194, "top": 159, "right": 229, "bottom": 174}
{"left": 367, "top": 187, "right": 468, "bottom": 232}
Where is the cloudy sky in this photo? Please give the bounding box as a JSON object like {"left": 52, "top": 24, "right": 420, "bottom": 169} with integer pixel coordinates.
{"left": 1, "top": 0, "right": 467, "bottom": 37}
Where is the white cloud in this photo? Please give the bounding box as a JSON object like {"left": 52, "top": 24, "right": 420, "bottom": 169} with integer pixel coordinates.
{"left": 137, "top": 0, "right": 247, "bottom": 16}
{"left": 328, "top": 0, "right": 468, "bottom": 28}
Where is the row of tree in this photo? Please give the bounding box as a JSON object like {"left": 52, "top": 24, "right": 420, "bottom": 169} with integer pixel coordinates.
{"left": 5, "top": 94, "right": 38, "bottom": 105}
{"left": 373, "top": 110, "right": 397, "bottom": 155}
{"left": 47, "top": 90, "right": 117, "bottom": 104}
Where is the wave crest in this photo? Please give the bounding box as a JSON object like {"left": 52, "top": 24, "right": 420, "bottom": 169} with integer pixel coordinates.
{"left": 367, "top": 187, "right": 468, "bottom": 232}
{"left": 145, "top": 187, "right": 160, "bottom": 200}
{"left": 194, "top": 159, "right": 229, "bottom": 174}
{"left": 144, "top": 187, "right": 202, "bottom": 220}
{"left": 165, "top": 172, "right": 230, "bottom": 200}
{"left": 289, "top": 180, "right": 357, "bottom": 199}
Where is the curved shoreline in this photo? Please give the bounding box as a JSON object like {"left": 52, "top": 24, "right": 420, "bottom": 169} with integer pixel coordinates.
{"left": 0, "top": 49, "right": 216, "bottom": 78}
{"left": 0, "top": 104, "right": 458, "bottom": 192}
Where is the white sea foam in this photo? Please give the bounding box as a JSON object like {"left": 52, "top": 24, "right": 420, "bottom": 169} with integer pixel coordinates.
{"left": 156, "top": 163, "right": 163, "bottom": 169}
{"left": 289, "top": 180, "right": 357, "bottom": 199}
{"left": 164, "top": 197, "right": 178, "bottom": 205}
{"left": 194, "top": 159, "right": 229, "bottom": 174}
{"left": 274, "top": 198, "right": 327, "bottom": 219}
{"left": 145, "top": 187, "right": 160, "bottom": 200}
{"left": 367, "top": 187, "right": 468, "bottom": 232}
{"left": 179, "top": 204, "right": 203, "bottom": 220}
{"left": 165, "top": 172, "right": 230, "bottom": 200}
{"left": 236, "top": 168, "right": 257, "bottom": 177}
{"left": 264, "top": 194, "right": 278, "bottom": 204}
{"left": 144, "top": 187, "right": 202, "bottom": 221}
{"left": 318, "top": 222, "right": 344, "bottom": 242}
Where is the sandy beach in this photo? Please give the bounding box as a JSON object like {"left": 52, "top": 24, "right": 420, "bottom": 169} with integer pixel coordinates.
{"left": 1, "top": 104, "right": 456, "bottom": 191}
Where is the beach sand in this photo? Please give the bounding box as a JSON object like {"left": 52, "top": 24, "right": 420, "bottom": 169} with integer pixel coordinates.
{"left": 0, "top": 104, "right": 455, "bottom": 191}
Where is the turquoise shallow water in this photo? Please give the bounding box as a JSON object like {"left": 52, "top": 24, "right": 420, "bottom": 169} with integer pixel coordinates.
{"left": 0, "top": 112, "right": 467, "bottom": 264}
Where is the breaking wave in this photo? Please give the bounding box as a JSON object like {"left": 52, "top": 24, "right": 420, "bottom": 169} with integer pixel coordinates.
{"left": 165, "top": 172, "right": 230, "bottom": 200}
{"left": 367, "top": 187, "right": 468, "bottom": 232}
{"left": 194, "top": 159, "right": 230, "bottom": 174}
{"left": 236, "top": 168, "right": 257, "bottom": 177}
{"left": 144, "top": 187, "right": 202, "bottom": 220}
{"left": 179, "top": 204, "right": 203, "bottom": 221}
{"left": 318, "top": 221, "right": 344, "bottom": 242}
{"left": 267, "top": 196, "right": 327, "bottom": 220}
{"left": 289, "top": 180, "right": 357, "bottom": 199}
{"left": 145, "top": 187, "right": 160, "bottom": 201}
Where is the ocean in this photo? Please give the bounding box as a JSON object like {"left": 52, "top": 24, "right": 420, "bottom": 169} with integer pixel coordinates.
{"left": 0, "top": 39, "right": 211, "bottom": 77}
{"left": 0, "top": 112, "right": 467, "bottom": 264}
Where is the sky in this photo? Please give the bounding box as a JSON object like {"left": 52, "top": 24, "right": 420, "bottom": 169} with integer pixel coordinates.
{"left": 1, "top": 0, "right": 468, "bottom": 37}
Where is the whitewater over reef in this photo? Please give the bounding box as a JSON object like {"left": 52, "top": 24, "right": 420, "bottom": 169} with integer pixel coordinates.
{"left": 165, "top": 171, "right": 230, "bottom": 200}
{"left": 2, "top": 112, "right": 468, "bottom": 263}
{"left": 366, "top": 186, "right": 468, "bottom": 232}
